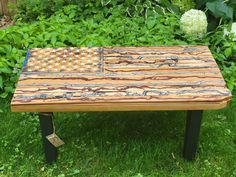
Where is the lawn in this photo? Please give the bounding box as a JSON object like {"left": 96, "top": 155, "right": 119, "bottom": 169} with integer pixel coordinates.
{"left": 0, "top": 96, "right": 235, "bottom": 177}
{"left": 0, "top": 1, "right": 236, "bottom": 176}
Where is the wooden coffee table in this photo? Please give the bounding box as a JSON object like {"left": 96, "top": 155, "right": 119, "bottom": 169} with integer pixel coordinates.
{"left": 11, "top": 46, "right": 231, "bottom": 163}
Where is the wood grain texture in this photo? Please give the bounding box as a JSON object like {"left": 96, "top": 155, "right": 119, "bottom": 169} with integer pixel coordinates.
{"left": 0, "top": 1, "right": 2, "bottom": 15}
{"left": 0, "top": 0, "right": 17, "bottom": 15}
{"left": 11, "top": 46, "right": 232, "bottom": 112}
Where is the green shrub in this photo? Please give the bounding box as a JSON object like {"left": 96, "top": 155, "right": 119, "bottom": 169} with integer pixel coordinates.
{"left": 194, "top": 0, "right": 236, "bottom": 31}
{"left": 171, "top": 0, "right": 195, "bottom": 12}
{"left": 16, "top": 0, "right": 180, "bottom": 22}
{"left": 208, "top": 25, "right": 236, "bottom": 91}
{"left": 0, "top": 30, "right": 26, "bottom": 99}
{"left": 16, "top": 0, "right": 103, "bottom": 21}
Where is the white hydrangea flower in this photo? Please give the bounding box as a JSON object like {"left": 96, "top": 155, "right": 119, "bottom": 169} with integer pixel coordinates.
{"left": 180, "top": 9, "right": 208, "bottom": 36}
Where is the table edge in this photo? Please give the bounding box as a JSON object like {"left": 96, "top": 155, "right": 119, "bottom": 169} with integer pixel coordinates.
{"left": 11, "top": 99, "right": 231, "bottom": 112}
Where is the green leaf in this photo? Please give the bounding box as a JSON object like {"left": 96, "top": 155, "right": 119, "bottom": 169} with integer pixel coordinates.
{"left": 224, "top": 48, "right": 232, "bottom": 58}
{"left": 51, "top": 35, "right": 57, "bottom": 46}
{"left": 0, "top": 67, "right": 11, "bottom": 74}
{"left": 57, "top": 174, "right": 65, "bottom": 177}
{"left": 206, "top": 0, "right": 233, "bottom": 19}
{"left": 69, "top": 169, "right": 80, "bottom": 175}
{"left": 0, "top": 30, "right": 5, "bottom": 39}
{"left": 227, "top": 79, "right": 235, "bottom": 91}
{"left": 233, "top": 45, "right": 236, "bottom": 52}
{"left": 0, "top": 76, "right": 2, "bottom": 88}
{"left": 23, "top": 33, "right": 29, "bottom": 39}
{"left": 0, "top": 92, "right": 8, "bottom": 98}
{"left": 0, "top": 45, "right": 12, "bottom": 54}
{"left": 5, "top": 86, "right": 14, "bottom": 93}
{"left": 146, "top": 19, "right": 156, "bottom": 29}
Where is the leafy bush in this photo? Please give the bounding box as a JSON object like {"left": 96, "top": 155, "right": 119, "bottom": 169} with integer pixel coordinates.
{"left": 208, "top": 25, "right": 236, "bottom": 91}
{"left": 172, "top": 0, "right": 195, "bottom": 12}
{"left": 15, "top": 0, "right": 236, "bottom": 32}
{"left": 0, "top": 31, "right": 26, "bottom": 98}
{"left": 16, "top": 0, "right": 180, "bottom": 22}
{"left": 194, "top": 0, "right": 236, "bottom": 31}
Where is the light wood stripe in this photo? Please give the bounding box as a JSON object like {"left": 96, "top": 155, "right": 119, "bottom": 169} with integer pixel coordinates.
{"left": 11, "top": 101, "right": 230, "bottom": 112}
{"left": 19, "top": 69, "right": 222, "bottom": 78}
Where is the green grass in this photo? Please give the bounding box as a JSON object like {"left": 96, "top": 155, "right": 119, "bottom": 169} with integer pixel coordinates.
{"left": 0, "top": 96, "right": 236, "bottom": 177}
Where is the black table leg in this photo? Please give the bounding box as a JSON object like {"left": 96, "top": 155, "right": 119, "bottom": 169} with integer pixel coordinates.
{"left": 39, "top": 112, "right": 58, "bottom": 163}
{"left": 183, "top": 110, "right": 203, "bottom": 161}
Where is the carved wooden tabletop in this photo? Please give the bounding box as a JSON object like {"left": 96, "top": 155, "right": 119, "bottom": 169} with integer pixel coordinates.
{"left": 11, "top": 46, "right": 231, "bottom": 112}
